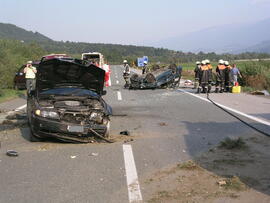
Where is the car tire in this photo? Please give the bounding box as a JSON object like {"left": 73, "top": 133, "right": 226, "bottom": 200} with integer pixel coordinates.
{"left": 29, "top": 132, "right": 42, "bottom": 142}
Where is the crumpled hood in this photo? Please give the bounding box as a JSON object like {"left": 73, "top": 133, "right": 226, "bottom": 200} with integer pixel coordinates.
{"left": 37, "top": 58, "right": 105, "bottom": 95}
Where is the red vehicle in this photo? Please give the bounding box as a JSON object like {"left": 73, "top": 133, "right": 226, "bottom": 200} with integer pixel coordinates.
{"left": 13, "top": 61, "right": 40, "bottom": 90}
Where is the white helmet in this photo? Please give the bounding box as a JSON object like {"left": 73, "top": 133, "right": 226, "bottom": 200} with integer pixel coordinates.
{"left": 205, "top": 59, "right": 210, "bottom": 64}
{"left": 201, "top": 60, "right": 206, "bottom": 65}
{"left": 224, "top": 61, "right": 229, "bottom": 66}
{"left": 196, "top": 61, "right": 201, "bottom": 65}
{"left": 123, "top": 60, "right": 127, "bottom": 63}
{"left": 218, "top": 59, "right": 224, "bottom": 64}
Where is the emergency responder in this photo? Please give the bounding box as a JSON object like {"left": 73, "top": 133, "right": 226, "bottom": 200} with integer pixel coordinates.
{"left": 123, "top": 60, "right": 131, "bottom": 88}
{"left": 198, "top": 60, "right": 211, "bottom": 93}
{"left": 215, "top": 60, "right": 226, "bottom": 93}
{"left": 205, "top": 59, "right": 213, "bottom": 92}
{"left": 193, "top": 61, "right": 201, "bottom": 89}
{"left": 231, "top": 64, "right": 242, "bottom": 86}
{"left": 24, "top": 61, "right": 37, "bottom": 94}
{"left": 224, "top": 61, "right": 232, "bottom": 92}
{"left": 142, "top": 61, "right": 148, "bottom": 74}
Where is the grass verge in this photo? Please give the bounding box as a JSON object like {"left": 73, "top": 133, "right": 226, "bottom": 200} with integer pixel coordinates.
{"left": 0, "top": 89, "right": 25, "bottom": 103}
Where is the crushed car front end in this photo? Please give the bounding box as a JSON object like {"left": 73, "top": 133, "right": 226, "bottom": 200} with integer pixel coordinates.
{"left": 27, "top": 58, "right": 112, "bottom": 143}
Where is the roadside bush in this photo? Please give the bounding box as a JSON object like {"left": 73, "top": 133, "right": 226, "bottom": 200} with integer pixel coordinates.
{"left": 0, "top": 39, "right": 46, "bottom": 89}
{"left": 238, "top": 61, "right": 270, "bottom": 91}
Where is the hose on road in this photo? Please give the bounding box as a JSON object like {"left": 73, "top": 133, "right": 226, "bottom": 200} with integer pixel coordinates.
{"left": 206, "top": 92, "right": 270, "bottom": 137}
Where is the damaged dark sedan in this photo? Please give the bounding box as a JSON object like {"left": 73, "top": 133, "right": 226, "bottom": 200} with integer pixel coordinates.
{"left": 129, "top": 64, "right": 182, "bottom": 89}
{"left": 27, "top": 58, "right": 112, "bottom": 143}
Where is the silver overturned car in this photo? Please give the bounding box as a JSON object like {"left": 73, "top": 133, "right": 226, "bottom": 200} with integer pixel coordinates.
{"left": 27, "top": 58, "right": 112, "bottom": 143}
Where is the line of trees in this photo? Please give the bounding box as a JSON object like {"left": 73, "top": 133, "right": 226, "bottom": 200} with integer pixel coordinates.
{"left": 0, "top": 39, "right": 45, "bottom": 89}
{"left": 1, "top": 38, "right": 270, "bottom": 90}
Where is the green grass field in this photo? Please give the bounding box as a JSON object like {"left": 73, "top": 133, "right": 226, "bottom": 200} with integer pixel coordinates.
{"left": 0, "top": 89, "right": 25, "bottom": 103}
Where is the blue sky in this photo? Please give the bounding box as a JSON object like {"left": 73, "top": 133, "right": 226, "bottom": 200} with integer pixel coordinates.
{"left": 0, "top": 0, "right": 270, "bottom": 45}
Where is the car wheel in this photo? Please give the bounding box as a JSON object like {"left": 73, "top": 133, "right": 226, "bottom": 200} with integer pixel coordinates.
{"left": 28, "top": 121, "right": 43, "bottom": 142}
{"left": 29, "top": 132, "right": 42, "bottom": 142}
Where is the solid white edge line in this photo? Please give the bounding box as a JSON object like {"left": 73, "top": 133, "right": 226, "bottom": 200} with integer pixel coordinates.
{"left": 179, "top": 89, "right": 270, "bottom": 126}
{"left": 123, "top": 144, "right": 143, "bottom": 203}
{"left": 15, "top": 104, "right": 27, "bottom": 112}
{"left": 117, "top": 91, "right": 122, "bottom": 101}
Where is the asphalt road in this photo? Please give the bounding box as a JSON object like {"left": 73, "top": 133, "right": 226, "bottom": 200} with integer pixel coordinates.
{"left": 0, "top": 65, "right": 269, "bottom": 203}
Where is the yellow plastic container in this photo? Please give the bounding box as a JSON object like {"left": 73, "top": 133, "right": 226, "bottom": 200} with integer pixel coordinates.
{"left": 232, "top": 86, "right": 241, "bottom": 93}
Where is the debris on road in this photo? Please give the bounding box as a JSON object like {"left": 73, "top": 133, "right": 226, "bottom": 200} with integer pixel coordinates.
{"left": 6, "top": 150, "right": 19, "bottom": 157}
{"left": 90, "top": 152, "right": 99, "bottom": 156}
{"left": 70, "top": 155, "right": 77, "bottom": 159}
{"left": 158, "top": 122, "right": 167, "bottom": 126}
{"left": 120, "top": 130, "right": 131, "bottom": 136}
{"left": 124, "top": 138, "right": 134, "bottom": 143}
{"left": 6, "top": 112, "right": 27, "bottom": 120}
{"left": 250, "top": 90, "right": 270, "bottom": 96}
{"left": 184, "top": 80, "right": 193, "bottom": 86}
{"left": 217, "top": 180, "right": 227, "bottom": 186}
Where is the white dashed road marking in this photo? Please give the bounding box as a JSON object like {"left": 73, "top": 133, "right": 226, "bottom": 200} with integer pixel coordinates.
{"left": 179, "top": 89, "right": 270, "bottom": 126}
{"left": 116, "top": 80, "right": 119, "bottom": 84}
{"left": 117, "top": 91, "right": 122, "bottom": 101}
{"left": 123, "top": 144, "right": 143, "bottom": 203}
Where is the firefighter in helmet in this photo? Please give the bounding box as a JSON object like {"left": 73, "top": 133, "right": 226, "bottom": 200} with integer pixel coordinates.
{"left": 194, "top": 61, "right": 201, "bottom": 89}
{"left": 215, "top": 59, "right": 226, "bottom": 93}
{"left": 198, "top": 60, "right": 211, "bottom": 93}
{"left": 224, "top": 61, "right": 232, "bottom": 92}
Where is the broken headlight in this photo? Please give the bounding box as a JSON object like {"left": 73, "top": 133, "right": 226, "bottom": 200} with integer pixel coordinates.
{"left": 35, "top": 109, "right": 60, "bottom": 120}
{"left": 90, "top": 112, "right": 103, "bottom": 123}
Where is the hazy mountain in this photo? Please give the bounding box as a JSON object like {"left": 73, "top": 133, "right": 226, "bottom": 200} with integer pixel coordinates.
{"left": 149, "top": 18, "right": 270, "bottom": 53}
{"left": 0, "top": 23, "right": 52, "bottom": 43}
{"left": 238, "top": 40, "right": 270, "bottom": 53}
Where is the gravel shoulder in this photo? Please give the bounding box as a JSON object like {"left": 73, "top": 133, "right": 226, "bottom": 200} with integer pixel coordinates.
{"left": 142, "top": 134, "right": 270, "bottom": 203}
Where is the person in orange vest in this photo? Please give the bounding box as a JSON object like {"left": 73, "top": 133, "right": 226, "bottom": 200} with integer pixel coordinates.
{"left": 198, "top": 60, "right": 211, "bottom": 93}
{"left": 224, "top": 61, "right": 232, "bottom": 92}
{"left": 215, "top": 59, "right": 226, "bottom": 93}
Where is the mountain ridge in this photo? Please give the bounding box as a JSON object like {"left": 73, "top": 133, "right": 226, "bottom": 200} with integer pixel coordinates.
{"left": 149, "top": 18, "right": 270, "bottom": 53}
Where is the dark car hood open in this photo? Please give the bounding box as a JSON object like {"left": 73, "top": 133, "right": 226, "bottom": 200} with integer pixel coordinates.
{"left": 36, "top": 58, "right": 105, "bottom": 95}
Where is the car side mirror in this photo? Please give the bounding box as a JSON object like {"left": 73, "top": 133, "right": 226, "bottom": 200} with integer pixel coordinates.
{"left": 102, "top": 90, "right": 107, "bottom": 95}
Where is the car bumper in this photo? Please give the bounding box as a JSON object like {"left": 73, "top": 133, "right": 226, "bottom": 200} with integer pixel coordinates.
{"left": 31, "top": 115, "right": 107, "bottom": 142}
